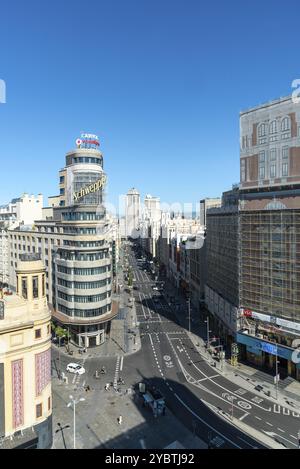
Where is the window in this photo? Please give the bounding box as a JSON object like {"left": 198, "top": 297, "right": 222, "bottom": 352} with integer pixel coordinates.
{"left": 21, "top": 277, "right": 28, "bottom": 299}
{"left": 259, "top": 151, "right": 265, "bottom": 163}
{"left": 35, "top": 329, "right": 41, "bottom": 339}
{"left": 42, "top": 274, "right": 45, "bottom": 296}
{"left": 270, "top": 164, "right": 276, "bottom": 178}
{"left": 48, "top": 397, "right": 51, "bottom": 411}
{"left": 60, "top": 176, "right": 65, "bottom": 184}
{"left": 33, "top": 276, "right": 39, "bottom": 298}
{"left": 269, "top": 120, "right": 277, "bottom": 134}
{"left": 282, "top": 163, "right": 288, "bottom": 177}
{"left": 282, "top": 146, "right": 289, "bottom": 159}
{"left": 60, "top": 188, "right": 65, "bottom": 196}
{"left": 258, "top": 123, "right": 266, "bottom": 137}
{"left": 36, "top": 403, "right": 42, "bottom": 418}
{"left": 270, "top": 149, "right": 276, "bottom": 161}
{"left": 241, "top": 159, "right": 246, "bottom": 182}
{"left": 47, "top": 324, "right": 50, "bottom": 335}
{"left": 259, "top": 166, "right": 265, "bottom": 179}
{"left": 281, "top": 117, "right": 290, "bottom": 132}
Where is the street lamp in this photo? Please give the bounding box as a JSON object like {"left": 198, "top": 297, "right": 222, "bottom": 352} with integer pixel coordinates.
{"left": 274, "top": 349, "right": 280, "bottom": 400}
{"left": 187, "top": 298, "right": 191, "bottom": 333}
{"left": 67, "top": 395, "right": 85, "bottom": 449}
{"left": 204, "top": 317, "right": 211, "bottom": 350}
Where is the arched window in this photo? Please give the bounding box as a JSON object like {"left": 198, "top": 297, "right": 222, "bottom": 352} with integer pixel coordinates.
{"left": 281, "top": 116, "right": 290, "bottom": 132}
{"left": 269, "top": 120, "right": 277, "bottom": 134}
{"left": 258, "top": 123, "right": 267, "bottom": 137}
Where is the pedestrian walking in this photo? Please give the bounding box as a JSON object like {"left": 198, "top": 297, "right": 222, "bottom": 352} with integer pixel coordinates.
{"left": 118, "top": 415, "right": 123, "bottom": 425}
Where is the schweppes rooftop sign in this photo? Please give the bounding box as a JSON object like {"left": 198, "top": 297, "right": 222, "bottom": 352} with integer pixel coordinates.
{"left": 74, "top": 175, "right": 107, "bottom": 202}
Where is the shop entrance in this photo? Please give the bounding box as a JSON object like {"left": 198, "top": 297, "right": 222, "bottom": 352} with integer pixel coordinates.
{"left": 89, "top": 336, "right": 97, "bottom": 348}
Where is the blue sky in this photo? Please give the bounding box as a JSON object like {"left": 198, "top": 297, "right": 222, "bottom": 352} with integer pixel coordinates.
{"left": 1, "top": 0, "right": 300, "bottom": 212}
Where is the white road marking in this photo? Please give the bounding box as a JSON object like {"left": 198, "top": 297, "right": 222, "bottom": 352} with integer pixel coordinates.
{"left": 113, "top": 356, "right": 120, "bottom": 389}
{"left": 140, "top": 439, "right": 146, "bottom": 449}
{"left": 277, "top": 428, "right": 285, "bottom": 433}
{"left": 148, "top": 334, "right": 153, "bottom": 346}
{"left": 172, "top": 337, "right": 272, "bottom": 413}
{"left": 239, "top": 413, "right": 249, "bottom": 421}
{"left": 266, "top": 422, "right": 273, "bottom": 427}
{"left": 255, "top": 416, "right": 262, "bottom": 420}
{"left": 120, "top": 356, "right": 124, "bottom": 372}
{"left": 263, "top": 431, "right": 297, "bottom": 447}
{"left": 139, "top": 293, "right": 146, "bottom": 319}
{"left": 173, "top": 393, "right": 242, "bottom": 449}
{"left": 197, "top": 374, "right": 220, "bottom": 382}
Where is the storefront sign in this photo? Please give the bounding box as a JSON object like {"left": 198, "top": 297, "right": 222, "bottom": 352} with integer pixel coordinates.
{"left": 259, "top": 342, "right": 278, "bottom": 355}
{"left": 73, "top": 175, "right": 107, "bottom": 202}
{"left": 240, "top": 308, "right": 300, "bottom": 333}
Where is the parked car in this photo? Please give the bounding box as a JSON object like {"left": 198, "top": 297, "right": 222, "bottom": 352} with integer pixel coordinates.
{"left": 66, "top": 363, "right": 85, "bottom": 375}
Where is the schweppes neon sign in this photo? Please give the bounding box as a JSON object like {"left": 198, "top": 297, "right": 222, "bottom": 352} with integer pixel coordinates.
{"left": 74, "top": 175, "right": 107, "bottom": 202}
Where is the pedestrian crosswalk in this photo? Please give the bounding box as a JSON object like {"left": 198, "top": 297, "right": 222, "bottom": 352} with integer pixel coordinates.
{"left": 273, "top": 404, "right": 300, "bottom": 417}
{"left": 113, "top": 356, "right": 121, "bottom": 390}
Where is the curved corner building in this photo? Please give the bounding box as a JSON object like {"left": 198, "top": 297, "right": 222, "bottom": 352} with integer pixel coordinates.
{"left": 9, "top": 135, "right": 117, "bottom": 349}
{"left": 51, "top": 135, "right": 115, "bottom": 347}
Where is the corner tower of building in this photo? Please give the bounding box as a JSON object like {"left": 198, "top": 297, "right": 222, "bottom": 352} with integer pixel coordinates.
{"left": 0, "top": 254, "right": 52, "bottom": 449}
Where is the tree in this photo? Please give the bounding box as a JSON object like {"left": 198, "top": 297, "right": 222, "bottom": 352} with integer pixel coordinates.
{"left": 52, "top": 323, "right": 71, "bottom": 349}
{"left": 127, "top": 269, "right": 133, "bottom": 287}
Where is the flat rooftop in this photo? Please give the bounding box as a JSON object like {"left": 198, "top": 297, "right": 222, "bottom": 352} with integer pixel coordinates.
{"left": 240, "top": 95, "right": 291, "bottom": 116}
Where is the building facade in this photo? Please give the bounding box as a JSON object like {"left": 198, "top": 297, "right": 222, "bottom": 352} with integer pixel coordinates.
{"left": 200, "top": 198, "right": 221, "bottom": 227}
{"left": 187, "top": 232, "right": 206, "bottom": 311}
{"left": 0, "top": 255, "right": 52, "bottom": 449}
{"left": 8, "top": 135, "right": 117, "bottom": 349}
{"left": 125, "top": 188, "right": 140, "bottom": 239}
{"left": 205, "top": 188, "right": 240, "bottom": 345}
{"left": 238, "top": 96, "right": 300, "bottom": 380}
{"left": 0, "top": 194, "right": 43, "bottom": 288}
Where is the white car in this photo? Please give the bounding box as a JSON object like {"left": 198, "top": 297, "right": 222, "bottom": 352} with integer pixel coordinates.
{"left": 66, "top": 363, "right": 85, "bottom": 375}
{"left": 152, "top": 286, "right": 159, "bottom": 291}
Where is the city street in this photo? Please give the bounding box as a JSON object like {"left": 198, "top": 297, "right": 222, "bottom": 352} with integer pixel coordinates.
{"left": 127, "top": 244, "right": 300, "bottom": 449}
{"left": 51, "top": 244, "right": 300, "bottom": 449}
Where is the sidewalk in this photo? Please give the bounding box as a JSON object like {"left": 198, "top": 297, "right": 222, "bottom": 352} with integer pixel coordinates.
{"left": 163, "top": 277, "right": 300, "bottom": 411}
{"left": 53, "top": 293, "right": 141, "bottom": 360}
{"left": 52, "top": 369, "right": 207, "bottom": 449}
{"left": 187, "top": 329, "right": 300, "bottom": 413}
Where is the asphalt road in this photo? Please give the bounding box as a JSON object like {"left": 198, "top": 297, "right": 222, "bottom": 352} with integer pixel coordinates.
{"left": 127, "top": 244, "right": 300, "bottom": 449}
{"left": 51, "top": 243, "right": 300, "bottom": 449}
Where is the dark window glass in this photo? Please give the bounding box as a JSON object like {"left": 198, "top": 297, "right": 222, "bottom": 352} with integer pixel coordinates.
{"left": 33, "top": 276, "right": 39, "bottom": 298}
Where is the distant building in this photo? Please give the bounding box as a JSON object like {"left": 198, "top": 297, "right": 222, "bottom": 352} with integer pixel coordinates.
{"left": 125, "top": 188, "right": 140, "bottom": 239}
{"left": 0, "top": 255, "right": 52, "bottom": 448}
{"left": 205, "top": 187, "right": 239, "bottom": 345}
{"left": 200, "top": 198, "right": 221, "bottom": 226}
{"left": 141, "top": 195, "right": 161, "bottom": 258}
{"left": 0, "top": 194, "right": 43, "bottom": 287}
